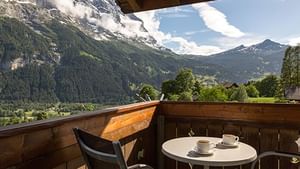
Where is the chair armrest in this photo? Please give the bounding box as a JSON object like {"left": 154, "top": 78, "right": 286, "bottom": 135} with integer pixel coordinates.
{"left": 251, "top": 151, "right": 300, "bottom": 169}
{"left": 275, "top": 151, "right": 300, "bottom": 157}
{"left": 128, "top": 164, "right": 154, "bottom": 169}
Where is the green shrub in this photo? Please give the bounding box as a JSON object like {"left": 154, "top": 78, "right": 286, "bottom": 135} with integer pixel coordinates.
{"left": 139, "top": 84, "right": 158, "bottom": 100}
{"left": 246, "top": 84, "right": 259, "bottom": 97}
{"left": 178, "top": 92, "right": 193, "bottom": 101}
{"left": 230, "top": 85, "right": 248, "bottom": 102}
{"left": 198, "top": 86, "right": 228, "bottom": 102}
{"left": 169, "top": 94, "right": 179, "bottom": 101}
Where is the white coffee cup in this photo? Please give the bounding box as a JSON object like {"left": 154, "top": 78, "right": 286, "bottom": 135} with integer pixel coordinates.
{"left": 196, "top": 140, "right": 214, "bottom": 153}
{"left": 222, "top": 134, "right": 239, "bottom": 145}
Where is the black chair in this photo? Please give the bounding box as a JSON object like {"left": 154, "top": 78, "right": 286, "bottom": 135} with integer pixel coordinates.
{"left": 251, "top": 151, "right": 300, "bottom": 169}
{"left": 73, "top": 128, "right": 154, "bottom": 169}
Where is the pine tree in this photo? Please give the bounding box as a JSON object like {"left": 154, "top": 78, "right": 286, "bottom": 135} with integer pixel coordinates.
{"left": 280, "top": 46, "right": 300, "bottom": 96}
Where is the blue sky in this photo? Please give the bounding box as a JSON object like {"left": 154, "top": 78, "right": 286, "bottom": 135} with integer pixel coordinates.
{"left": 135, "top": 0, "right": 300, "bottom": 55}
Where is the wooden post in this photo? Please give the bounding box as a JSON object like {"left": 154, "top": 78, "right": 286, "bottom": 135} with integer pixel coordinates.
{"left": 157, "top": 115, "right": 165, "bottom": 169}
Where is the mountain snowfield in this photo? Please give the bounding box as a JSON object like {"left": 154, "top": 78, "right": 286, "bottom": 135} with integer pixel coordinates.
{"left": 1, "top": 0, "right": 158, "bottom": 46}
{"left": 0, "top": 0, "right": 288, "bottom": 56}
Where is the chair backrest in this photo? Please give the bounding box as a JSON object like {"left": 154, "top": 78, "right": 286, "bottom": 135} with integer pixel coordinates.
{"left": 73, "top": 128, "right": 128, "bottom": 169}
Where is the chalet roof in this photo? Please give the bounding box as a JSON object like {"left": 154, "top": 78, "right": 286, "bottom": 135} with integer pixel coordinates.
{"left": 115, "top": 0, "right": 214, "bottom": 14}
{"left": 222, "top": 82, "right": 239, "bottom": 88}
{"left": 285, "top": 87, "right": 300, "bottom": 100}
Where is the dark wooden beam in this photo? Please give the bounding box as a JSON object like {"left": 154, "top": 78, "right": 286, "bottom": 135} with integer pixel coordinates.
{"left": 116, "top": 0, "right": 214, "bottom": 14}
{"left": 127, "top": 0, "right": 141, "bottom": 11}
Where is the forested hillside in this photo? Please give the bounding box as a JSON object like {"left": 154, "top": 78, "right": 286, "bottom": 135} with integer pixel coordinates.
{"left": 0, "top": 17, "right": 229, "bottom": 103}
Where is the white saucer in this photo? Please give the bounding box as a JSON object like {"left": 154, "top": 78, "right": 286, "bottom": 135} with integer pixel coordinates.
{"left": 193, "top": 147, "right": 214, "bottom": 155}
{"left": 217, "top": 140, "right": 239, "bottom": 148}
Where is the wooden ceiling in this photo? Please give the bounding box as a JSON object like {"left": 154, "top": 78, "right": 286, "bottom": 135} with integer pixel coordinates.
{"left": 116, "top": 0, "right": 214, "bottom": 14}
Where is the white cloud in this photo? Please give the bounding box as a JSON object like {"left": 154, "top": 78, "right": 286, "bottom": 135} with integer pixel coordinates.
{"left": 167, "top": 37, "right": 222, "bottom": 55}
{"left": 51, "top": 0, "right": 221, "bottom": 55}
{"left": 135, "top": 10, "right": 221, "bottom": 55}
{"left": 192, "top": 3, "right": 245, "bottom": 38}
{"left": 51, "top": 0, "right": 150, "bottom": 39}
{"left": 288, "top": 37, "right": 300, "bottom": 46}
{"left": 184, "top": 29, "right": 209, "bottom": 36}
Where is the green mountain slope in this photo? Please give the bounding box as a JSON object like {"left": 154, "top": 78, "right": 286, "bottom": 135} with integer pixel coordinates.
{"left": 0, "top": 17, "right": 230, "bottom": 103}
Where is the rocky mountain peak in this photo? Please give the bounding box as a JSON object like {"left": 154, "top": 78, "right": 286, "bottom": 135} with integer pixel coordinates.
{"left": 252, "top": 39, "right": 286, "bottom": 51}
{"left": 0, "top": 0, "right": 157, "bottom": 47}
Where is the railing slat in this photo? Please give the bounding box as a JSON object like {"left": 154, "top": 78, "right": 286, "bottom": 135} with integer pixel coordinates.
{"left": 191, "top": 121, "right": 207, "bottom": 137}
{"left": 207, "top": 123, "right": 223, "bottom": 169}
{"left": 240, "top": 127, "right": 259, "bottom": 169}
{"left": 0, "top": 135, "right": 23, "bottom": 168}
{"left": 279, "top": 129, "right": 299, "bottom": 169}
{"left": 143, "top": 126, "right": 157, "bottom": 167}
{"left": 164, "top": 121, "right": 177, "bottom": 169}
{"left": 260, "top": 128, "right": 279, "bottom": 169}
{"left": 223, "top": 124, "right": 241, "bottom": 169}
{"left": 191, "top": 121, "right": 207, "bottom": 169}
{"left": 177, "top": 122, "right": 192, "bottom": 169}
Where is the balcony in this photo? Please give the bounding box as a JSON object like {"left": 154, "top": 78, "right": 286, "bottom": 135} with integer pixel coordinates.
{"left": 1, "top": 101, "right": 300, "bottom": 169}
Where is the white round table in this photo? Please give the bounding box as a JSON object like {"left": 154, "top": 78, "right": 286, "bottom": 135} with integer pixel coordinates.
{"left": 162, "top": 137, "right": 257, "bottom": 169}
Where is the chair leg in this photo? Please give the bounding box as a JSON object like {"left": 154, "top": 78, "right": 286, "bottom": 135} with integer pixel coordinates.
{"left": 251, "top": 151, "right": 300, "bottom": 169}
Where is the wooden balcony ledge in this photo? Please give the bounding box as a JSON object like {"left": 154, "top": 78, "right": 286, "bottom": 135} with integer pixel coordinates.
{"left": 1, "top": 101, "right": 300, "bottom": 169}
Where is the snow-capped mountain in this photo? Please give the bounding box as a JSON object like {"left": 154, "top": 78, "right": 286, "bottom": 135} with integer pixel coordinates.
{"left": 0, "top": 0, "right": 157, "bottom": 46}
{"left": 213, "top": 39, "right": 287, "bottom": 56}
{"left": 196, "top": 39, "right": 288, "bottom": 82}
{"left": 0, "top": 0, "right": 291, "bottom": 103}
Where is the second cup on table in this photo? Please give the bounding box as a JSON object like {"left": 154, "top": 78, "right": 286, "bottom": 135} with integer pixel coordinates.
{"left": 222, "top": 134, "right": 239, "bottom": 145}
{"left": 196, "top": 140, "right": 215, "bottom": 153}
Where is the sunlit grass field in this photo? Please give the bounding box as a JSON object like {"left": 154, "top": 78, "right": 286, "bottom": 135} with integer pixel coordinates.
{"left": 247, "top": 97, "right": 276, "bottom": 103}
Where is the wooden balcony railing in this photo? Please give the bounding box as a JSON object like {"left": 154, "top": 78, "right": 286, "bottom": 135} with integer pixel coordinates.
{"left": 158, "top": 102, "right": 300, "bottom": 169}
{"left": 0, "top": 101, "right": 159, "bottom": 169}
{"left": 1, "top": 101, "right": 300, "bottom": 169}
